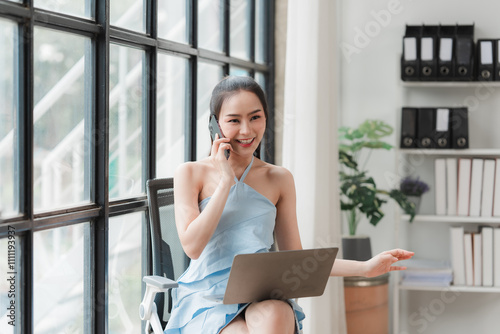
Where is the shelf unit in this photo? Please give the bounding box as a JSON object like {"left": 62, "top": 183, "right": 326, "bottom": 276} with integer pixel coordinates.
{"left": 393, "top": 81, "right": 500, "bottom": 334}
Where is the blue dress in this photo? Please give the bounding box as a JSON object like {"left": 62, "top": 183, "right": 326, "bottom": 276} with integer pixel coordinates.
{"left": 165, "top": 157, "right": 305, "bottom": 333}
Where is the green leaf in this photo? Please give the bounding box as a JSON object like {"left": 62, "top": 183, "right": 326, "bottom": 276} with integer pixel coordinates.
{"left": 363, "top": 141, "right": 393, "bottom": 150}
{"left": 345, "top": 128, "right": 365, "bottom": 141}
{"left": 339, "top": 151, "right": 358, "bottom": 170}
{"left": 389, "top": 189, "right": 416, "bottom": 222}
{"left": 359, "top": 120, "right": 393, "bottom": 140}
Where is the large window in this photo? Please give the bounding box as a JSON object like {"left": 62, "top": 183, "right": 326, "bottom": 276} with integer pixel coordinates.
{"left": 0, "top": 0, "right": 274, "bottom": 333}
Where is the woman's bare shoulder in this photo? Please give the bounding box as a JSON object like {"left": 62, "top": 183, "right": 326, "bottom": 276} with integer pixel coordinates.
{"left": 256, "top": 160, "right": 294, "bottom": 183}
{"left": 174, "top": 159, "right": 212, "bottom": 181}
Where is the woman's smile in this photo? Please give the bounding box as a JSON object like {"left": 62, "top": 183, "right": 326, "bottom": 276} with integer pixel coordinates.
{"left": 235, "top": 138, "right": 255, "bottom": 147}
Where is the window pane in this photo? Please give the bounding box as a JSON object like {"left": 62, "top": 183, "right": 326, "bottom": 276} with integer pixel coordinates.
{"left": 229, "top": 66, "right": 250, "bottom": 77}
{"left": 158, "top": 0, "right": 189, "bottom": 44}
{"left": 255, "top": 0, "right": 267, "bottom": 63}
{"left": 230, "top": 0, "right": 251, "bottom": 60}
{"left": 156, "top": 54, "right": 189, "bottom": 178}
{"left": 255, "top": 72, "right": 266, "bottom": 91}
{"left": 110, "top": 0, "right": 145, "bottom": 33}
{"left": 0, "top": 19, "right": 18, "bottom": 217}
{"left": 34, "top": 224, "right": 88, "bottom": 333}
{"left": 198, "top": 0, "right": 224, "bottom": 52}
{"left": 108, "top": 212, "right": 143, "bottom": 333}
{"left": 196, "top": 62, "right": 224, "bottom": 161}
{"left": 0, "top": 233, "right": 22, "bottom": 332}
{"left": 109, "top": 45, "right": 145, "bottom": 199}
{"left": 35, "top": 0, "right": 93, "bottom": 19}
{"left": 33, "top": 27, "right": 91, "bottom": 212}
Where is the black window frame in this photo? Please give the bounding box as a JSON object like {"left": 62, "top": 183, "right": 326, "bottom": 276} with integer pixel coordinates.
{"left": 0, "top": 0, "right": 275, "bottom": 332}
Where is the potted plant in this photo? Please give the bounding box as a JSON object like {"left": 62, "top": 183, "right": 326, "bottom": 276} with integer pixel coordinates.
{"left": 338, "top": 120, "right": 416, "bottom": 261}
{"left": 399, "top": 176, "right": 430, "bottom": 213}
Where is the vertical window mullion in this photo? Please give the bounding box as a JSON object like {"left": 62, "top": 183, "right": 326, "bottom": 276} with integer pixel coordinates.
{"left": 264, "top": 0, "right": 275, "bottom": 163}
{"left": 22, "top": 232, "right": 33, "bottom": 334}
{"left": 189, "top": 56, "right": 198, "bottom": 162}
{"left": 144, "top": 3, "right": 157, "bottom": 325}
{"left": 250, "top": 0, "right": 256, "bottom": 64}
{"left": 224, "top": 0, "right": 230, "bottom": 56}
{"left": 145, "top": 0, "right": 157, "bottom": 181}
{"left": 190, "top": 0, "right": 197, "bottom": 49}
{"left": 145, "top": 52, "right": 157, "bottom": 180}
{"left": 189, "top": 0, "right": 198, "bottom": 161}
{"left": 95, "top": 0, "right": 110, "bottom": 333}
{"left": 17, "top": 1, "right": 35, "bottom": 330}
{"left": 224, "top": 0, "right": 230, "bottom": 76}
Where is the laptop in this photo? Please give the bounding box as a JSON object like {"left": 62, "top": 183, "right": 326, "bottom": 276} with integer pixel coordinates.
{"left": 206, "top": 247, "right": 338, "bottom": 304}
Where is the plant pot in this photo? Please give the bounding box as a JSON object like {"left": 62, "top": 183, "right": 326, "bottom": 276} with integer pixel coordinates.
{"left": 342, "top": 236, "right": 372, "bottom": 261}
{"left": 406, "top": 195, "right": 421, "bottom": 214}
{"left": 344, "top": 274, "right": 389, "bottom": 334}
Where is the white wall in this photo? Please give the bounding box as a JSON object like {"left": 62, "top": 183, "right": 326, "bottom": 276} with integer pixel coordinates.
{"left": 274, "top": 0, "right": 288, "bottom": 166}
{"left": 338, "top": 0, "right": 500, "bottom": 333}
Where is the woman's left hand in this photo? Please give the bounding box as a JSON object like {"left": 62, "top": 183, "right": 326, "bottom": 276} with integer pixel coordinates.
{"left": 363, "top": 249, "right": 414, "bottom": 278}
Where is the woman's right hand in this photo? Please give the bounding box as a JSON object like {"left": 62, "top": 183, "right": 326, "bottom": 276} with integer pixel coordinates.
{"left": 210, "top": 134, "right": 235, "bottom": 182}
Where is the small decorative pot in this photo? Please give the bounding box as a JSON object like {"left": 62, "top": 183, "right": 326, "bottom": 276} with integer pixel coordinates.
{"left": 406, "top": 195, "right": 421, "bottom": 214}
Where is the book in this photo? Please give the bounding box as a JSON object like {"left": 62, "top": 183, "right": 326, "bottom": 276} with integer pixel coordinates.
{"left": 494, "top": 228, "right": 500, "bottom": 287}
{"left": 469, "top": 159, "right": 484, "bottom": 217}
{"left": 457, "top": 159, "right": 472, "bottom": 216}
{"left": 482, "top": 226, "right": 494, "bottom": 287}
{"left": 464, "top": 233, "right": 474, "bottom": 285}
{"left": 473, "top": 233, "right": 482, "bottom": 286}
{"left": 481, "top": 159, "right": 496, "bottom": 217}
{"left": 401, "top": 259, "right": 453, "bottom": 287}
{"left": 450, "top": 226, "right": 466, "bottom": 285}
{"left": 446, "top": 158, "right": 458, "bottom": 216}
{"left": 435, "top": 159, "right": 447, "bottom": 215}
{"left": 494, "top": 159, "right": 500, "bottom": 216}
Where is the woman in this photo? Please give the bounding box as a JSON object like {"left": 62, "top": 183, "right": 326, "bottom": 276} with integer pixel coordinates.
{"left": 166, "top": 76, "right": 413, "bottom": 334}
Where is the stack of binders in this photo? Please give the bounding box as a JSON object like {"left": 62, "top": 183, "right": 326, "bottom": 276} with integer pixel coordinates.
{"left": 400, "top": 107, "right": 469, "bottom": 149}
{"left": 401, "top": 24, "right": 475, "bottom": 81}
{"left": 450, "top": 226, "right": 500, "bottom": 287}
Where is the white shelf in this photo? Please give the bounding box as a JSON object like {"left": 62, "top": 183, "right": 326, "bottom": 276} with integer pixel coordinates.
{"left": 402, "top": 214, "right": 500, "bottom": 224}
{"left": 395, "top": 29, "right": 500, "bottom": 333}
{"left": 399, "top": 284, "right": 500, "bottom": 293}
{"left": 398, "top": 148, "right": 500, "bottom": 156}
{"left": 401, "top": 81, "right": 500, "bottom": 88}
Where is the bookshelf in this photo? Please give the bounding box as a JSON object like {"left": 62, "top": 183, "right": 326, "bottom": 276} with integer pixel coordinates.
{"left": 393, "top": 81, "right": 500, "bottom": 334}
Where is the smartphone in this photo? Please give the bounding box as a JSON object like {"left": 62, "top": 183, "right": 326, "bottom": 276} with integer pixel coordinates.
{"left": 209, "top": 114, "right": 230, "bottom": 159}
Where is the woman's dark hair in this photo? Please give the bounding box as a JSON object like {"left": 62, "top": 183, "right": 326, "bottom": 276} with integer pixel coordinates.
{"left": 209, "top": 76, "right": 268, "bottom": 158}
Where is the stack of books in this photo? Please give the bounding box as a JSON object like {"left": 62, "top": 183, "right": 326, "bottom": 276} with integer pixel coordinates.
{"left": 400, "top": 259, "right": 453, "bottom": 287}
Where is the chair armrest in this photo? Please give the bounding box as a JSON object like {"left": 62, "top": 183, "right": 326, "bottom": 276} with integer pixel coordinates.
{"left": 143, "top": 275, "right": 178, "bottom": 290}
{"left": 140, "top": 275, "right": 178, "bottom": 330}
